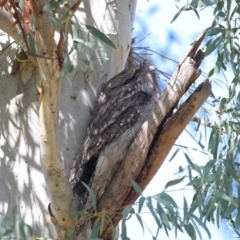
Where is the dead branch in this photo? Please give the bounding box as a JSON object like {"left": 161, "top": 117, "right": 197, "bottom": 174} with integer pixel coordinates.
{"left": 98, "top": 31, "right": 207, "bottom": 238}
{"left": 178, "top": 30, "right": 206, "bottom": 69}
{"left": 99, "top": 79, "right": 211, "bottom": 239}
{"left": 128, "top": 80, "right": 211, "bottom": 200}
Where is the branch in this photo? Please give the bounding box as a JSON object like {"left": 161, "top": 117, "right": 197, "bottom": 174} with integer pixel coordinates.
{"left": 100, "top": 80, "right": 211, "bottom": 239}
{"left": 98, "top": 30, "right": 207, "bottom": 238}
{"left": 0, "top": 8, "right": 21, "bottom": 43}
{"left": 131, "top": 80, "right": 211, "bottom": 197}
{"left": 191, "top": 116, "right": 226, "bottom": 133}
{"left": 178, "top": 30, "right": 206, "bottom": 69}
{"left": 71, "top": 0, "right": 83, "bottom": 12}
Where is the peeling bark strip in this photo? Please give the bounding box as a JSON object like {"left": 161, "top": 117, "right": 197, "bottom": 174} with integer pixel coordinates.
{"left": 95, "top": 31, "right": 208, "bottom": 239}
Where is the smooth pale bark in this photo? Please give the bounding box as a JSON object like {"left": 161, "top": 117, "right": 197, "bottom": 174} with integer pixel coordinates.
{"left": 0, "top": 8, "right": 21, "bottom": 44}
{"left": 0, "top": 0, "right": 136, "bottom": 238}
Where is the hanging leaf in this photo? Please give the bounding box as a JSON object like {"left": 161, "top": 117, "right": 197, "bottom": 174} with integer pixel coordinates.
{"left": 164, "top": 176, "right": 185, "bottom": 189}
{"left": 131, "top": 180, "right": 142, "bottom": 195}
{"left": 90, "top": 217, "right": 100, "bottom": 240}
{"left": 86, "top": 25, "right": 116, "bottom": 48}
{"left": 135, "top": 214, "right": 145, "bottom": 235}
{"left": 64, "top": 227, "right": 75, "bottom": 240}
{"left": 81, "top": 182, "right": 97, "bottom": 212}
{"left": 138, "top": 196, "right": 145, "bottom": 213}
{"left": 184, "top": 223, "right": 196, "bottom": 240}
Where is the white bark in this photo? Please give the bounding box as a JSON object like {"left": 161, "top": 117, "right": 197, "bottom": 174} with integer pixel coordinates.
{"left": 0, "top": 0, "right": 136, "bottom": 238}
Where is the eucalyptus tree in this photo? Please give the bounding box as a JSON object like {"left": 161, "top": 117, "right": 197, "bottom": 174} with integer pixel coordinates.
{"left": 0, "top": 0, "right": 239, "bottom": 240}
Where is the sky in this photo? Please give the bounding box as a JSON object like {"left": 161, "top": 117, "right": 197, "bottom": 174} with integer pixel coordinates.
{"left": 123, "top": 1, "right": 236, "bottom": 240}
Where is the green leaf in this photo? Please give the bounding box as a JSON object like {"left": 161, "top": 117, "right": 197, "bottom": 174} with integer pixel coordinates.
{"left": 42, "top": 3, "right": 51, "bottom": 13}
{"left": 192, "top": 8, "right": 200, "bottom": 19}
{"left": 190, "top": 0, "right": 201, "bottom": 8}
{"left": 123, "top": 206, "right": 134, "bottom": 219}
{"left": 184, "top": 223, "right": 196, "bottom": 240}
{"left": 212, "top": 191, "right": 238, "bottom": 207}
{"left": 203, "top": 160, "right": 215, "bottom": 175}
{"left": 62, "top": 63, "right": 74, "bottom": 74}
{"left": 81, "top": 182, "right": 97, "bottom": 211}
{"left": 204, "top": 37, "right": 222, "bottom": 57}
{"left": 48, "top": 16, "right": 62, "bottom": 28}
{"left": 86, "top": 25, "right": 116, "bottom": 48}
{"left": 131, "top": 180, "right": 142, "bottom": 195}
{"left": 223, "top": 203, "right": 236, "bottom": 217}
{"left": 189, "top": 213, "right": 211, "bottom": 239}
{"left": 157, "top": 192, "right": 178, "bottom": 208}
{"left": 206, "top": 27, "right": 225, "bottom": 36}
{"left": 0, "top": 216, "right": 13, "bottom": 237}
{"left": 170, "top": 5, "right": 185, "bottom": 23}
{"left": 189, "top": 218, "right": 202, "bottom": 240}
{"left": 147, "top": 197, "right": 162, "bottom": 228}
{"left": 168, "top": 148, "right": 180, "bottom": 162}
{"left": 64, "top": 227, "right": 75, "bottom": 240}
{"left": 104, "top": 214, "right": 116, "bottom": 238}
{"left": 183, "top": 197, "right": 188, "bottom": 223}
{"left": 90, "top": 218, "right": 100, "bottom": 240}
{"left": 208, "top": 128, "right": 220, "bottom": 159}
{"left": 96, "top": 39, "right": 106, "bottom": 62}
{"left": 73, "top": 38, "right": 98, "bottom": 50}
{"left": 99, "top": 213, "right": 105, "bottom": 235}
{"left": 138, "top": 196, "right": 145, "bottom": 213}
{"left": 203, "top": 197, "right": 216, "bottom": 223}
{"left": 164, "top": 176, "right": 185, "bottom": 189}
{"left": 81, "top": 59, "right": 90, "bottom": 66}
{"left": 135, "top": 214, "right": 144, "bottom": 235}
{"left": 235, "top": 214, "right": 240, "bottom": 232}
{"left": 69, "top": 210, "right": 88, "bottom": 221}
{"left": 184, "top": 153, "right": 202, "bottom": 174}
{"left": 121, "top": 218, "right": 127, "bottom": 240}
{"left": 28, "top": 34, "right": 36, "bottom": 54}
{"left": 156, "top": 202, "right": 171, "bottom": 229}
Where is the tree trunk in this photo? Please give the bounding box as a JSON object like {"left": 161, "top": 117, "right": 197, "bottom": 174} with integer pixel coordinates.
{"left": 0, "top": 1, "right": 210, "bottom": 239}
{"left": 0, "top": 0, "right": 136, "bottom": 238}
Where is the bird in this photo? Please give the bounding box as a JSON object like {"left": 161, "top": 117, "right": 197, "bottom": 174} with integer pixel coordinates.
{"left": 71, "top": 62, "right": 161, "bottom": 210}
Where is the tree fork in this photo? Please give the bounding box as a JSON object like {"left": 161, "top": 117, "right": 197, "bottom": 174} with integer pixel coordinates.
{"left": 97, "top": 31, "right": 208, "bottom": 239}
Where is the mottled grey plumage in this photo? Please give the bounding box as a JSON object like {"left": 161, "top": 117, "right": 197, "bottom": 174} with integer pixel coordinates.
{"left": 72, "top": 63, "right": 161, "bottom": 208}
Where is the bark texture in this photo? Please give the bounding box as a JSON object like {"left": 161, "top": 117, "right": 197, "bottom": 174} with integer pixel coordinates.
{"left": 0, "top": 0, "right": 136, "bottom": 238}
{"left": 97, "top": 32, "right": 209, "bottom": 239}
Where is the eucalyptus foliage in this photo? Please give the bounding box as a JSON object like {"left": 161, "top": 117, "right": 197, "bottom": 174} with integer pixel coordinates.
{"left": 169, "top": 0, "right": 240, "bottom": 237}
{"left": 1, "top": 0, "right": 240, "bottom": 239}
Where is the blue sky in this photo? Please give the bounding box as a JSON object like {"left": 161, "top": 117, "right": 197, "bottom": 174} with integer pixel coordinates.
{"left": 123, "top": 1, "right": 236, "bottom": 240}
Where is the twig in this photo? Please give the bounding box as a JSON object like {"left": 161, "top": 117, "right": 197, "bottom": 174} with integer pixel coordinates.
{"left": 9, "top": 0, "right": 30, "bottom": 51}
{"left": 191, "top": 115, "right": 226, "bottom": 133}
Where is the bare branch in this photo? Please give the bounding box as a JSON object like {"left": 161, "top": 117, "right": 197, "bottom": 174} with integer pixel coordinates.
{"left": 9, "top": 0, "right": 31, "bottom": 51}
{"left": 99, "top": 79, "right": 211, "bottom": 238}
{"left": 0, "top": 8, "right": 21, "bottom": 43}
{"left": 97, "top": 30, "right": 207, "bottom": 237}
{"left": 71, "top": 0, "right": 83, "bottom": 12}
{"left": 134, "top": 80, "right": 211, "bottom": 193}
{"left": 178, "top": 30, "right": 206, "bottom": 69}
